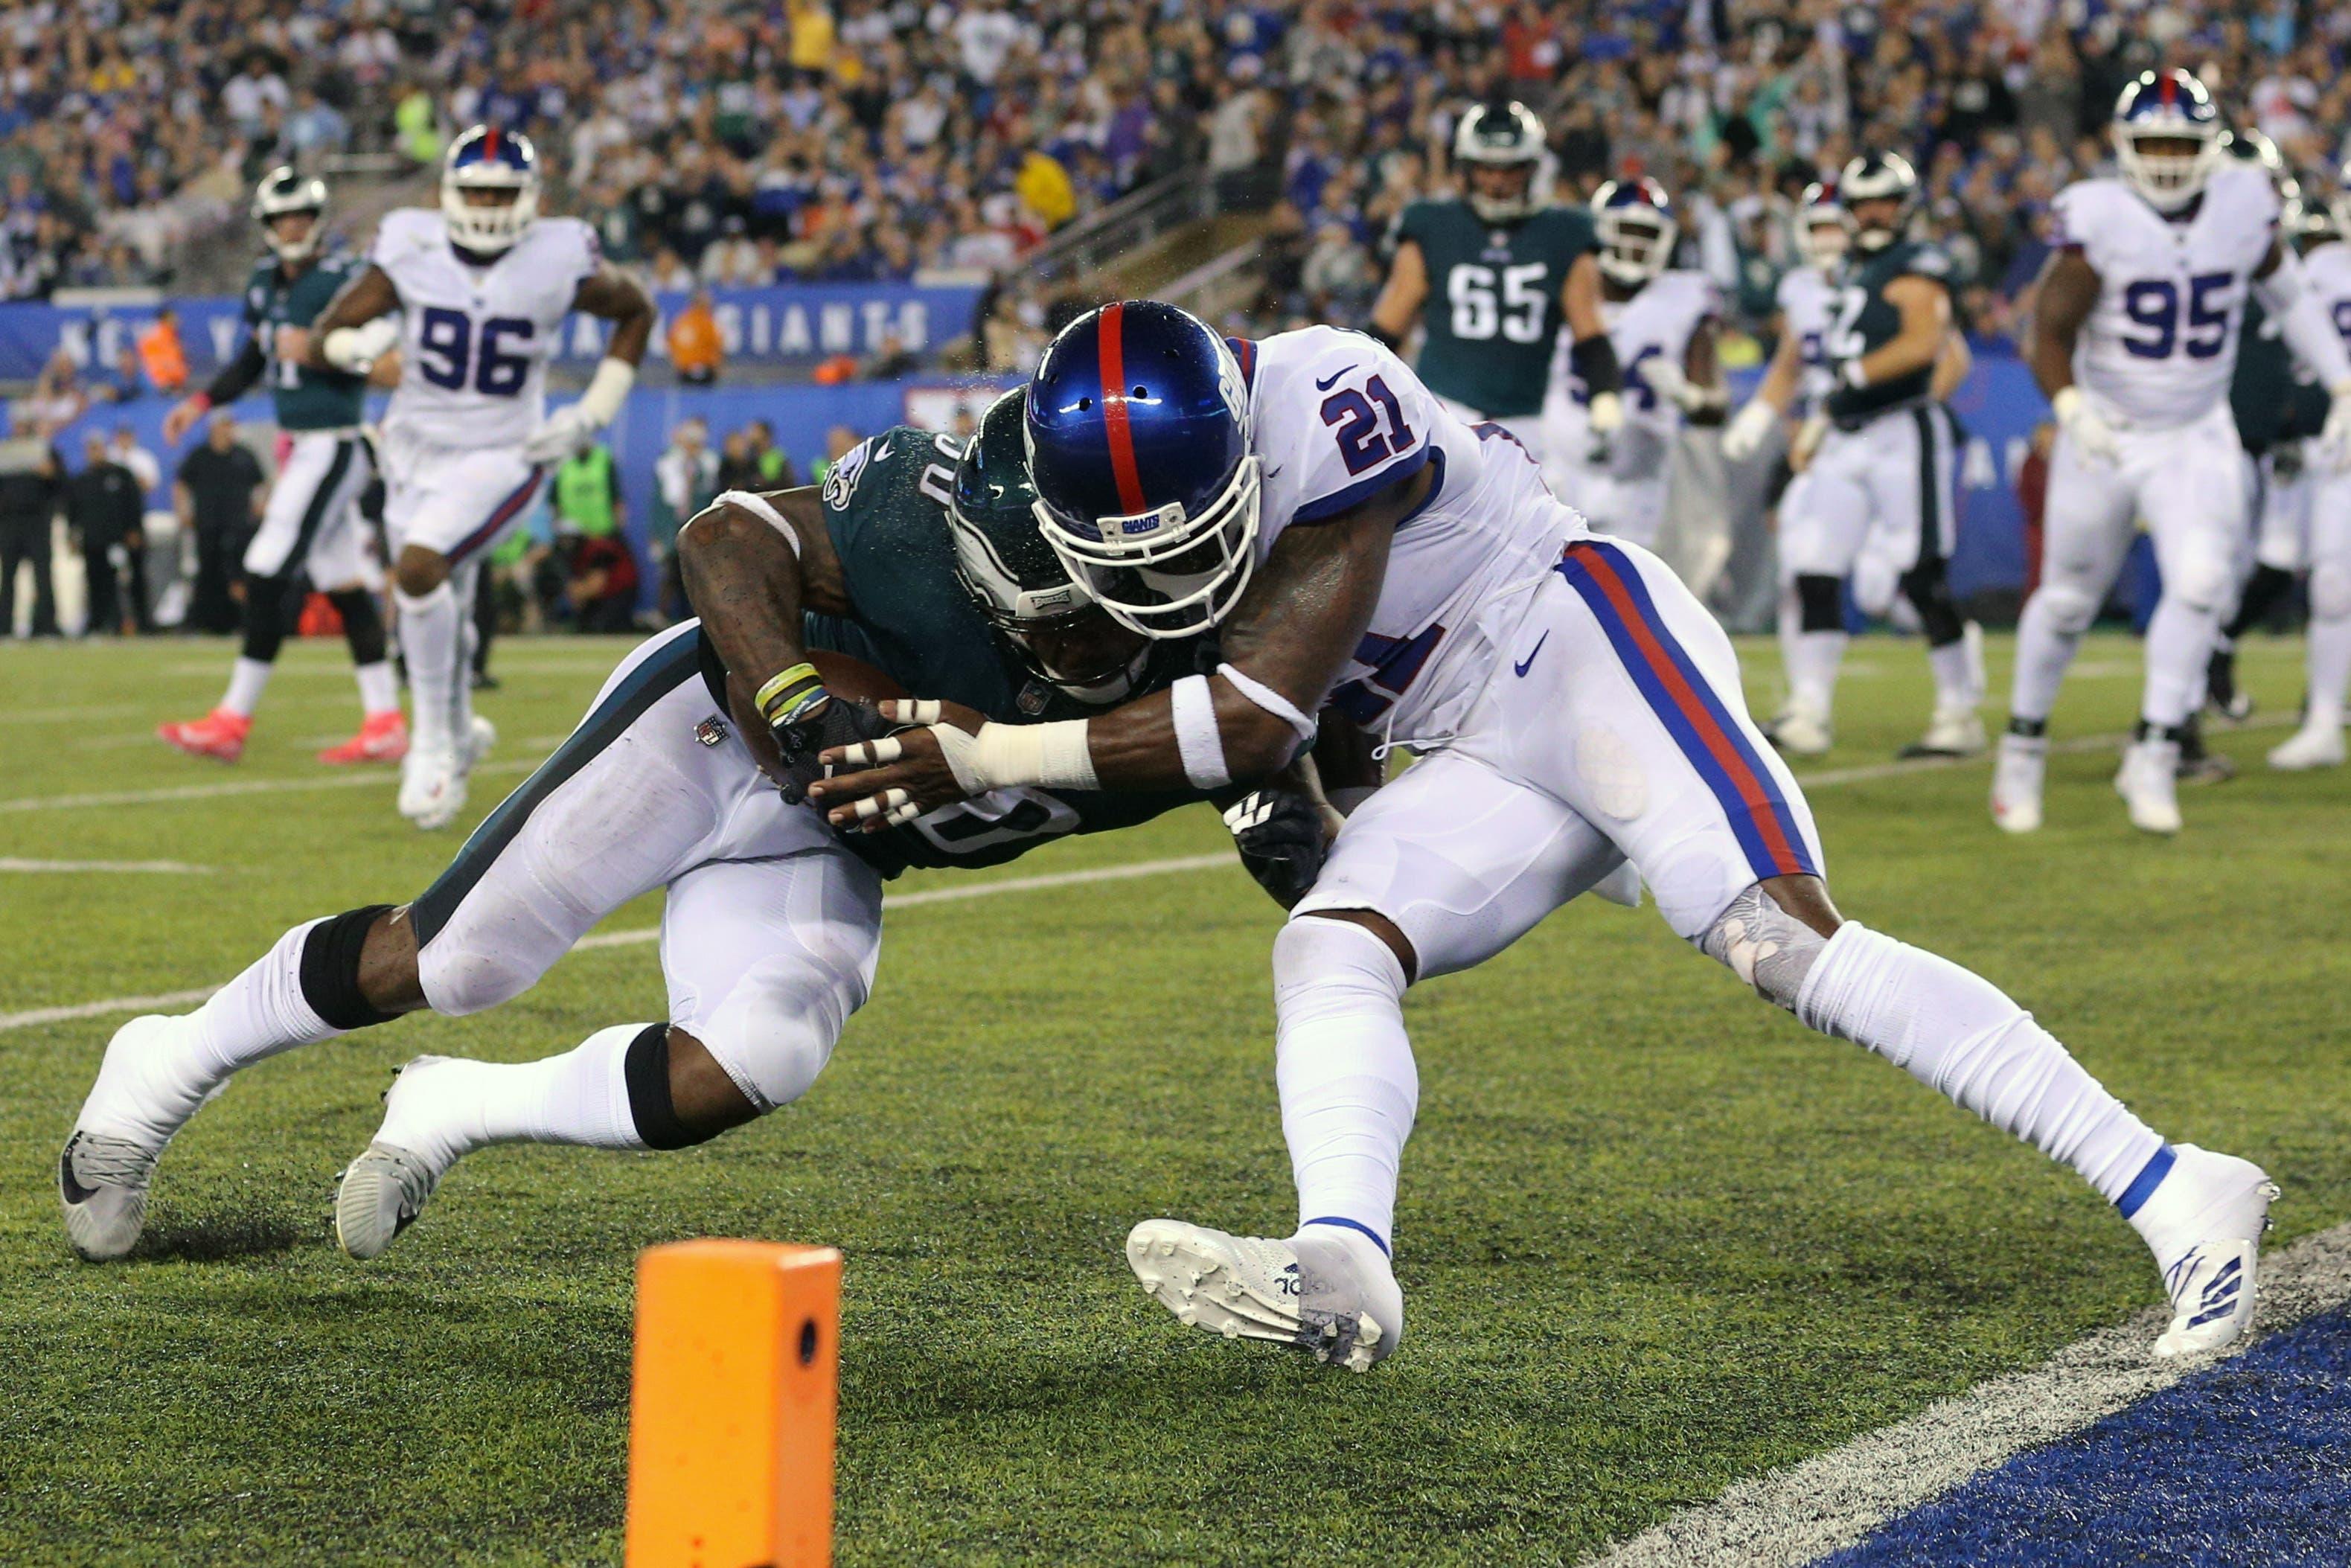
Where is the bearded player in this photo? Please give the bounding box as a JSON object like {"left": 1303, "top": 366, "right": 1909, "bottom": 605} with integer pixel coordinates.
{"left": 301, "top": 126, "right": 655, "bottom": 830}
{"left": 156, "top": 169, "right": 406, "bottom": 766}
{"left": 1368, "top": 100, "right": 1622, "bottom": 468}
{"left": 805, "top": 299, "right": 2277, "bottom": 1372}
{"left": 58, "top": 391, "right": 1339, "bottom": 1262}
{"left": 1994, "top": 71, "right": 2351, "bottom": 833}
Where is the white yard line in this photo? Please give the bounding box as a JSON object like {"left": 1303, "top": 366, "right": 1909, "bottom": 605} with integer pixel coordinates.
{"left": 1584, "top": 1220, "right": 2351, "bottom": 1568}
{"left": 0, "top": 854, "right": 1231, "bottom": 1034}
{"left": 0, "top": 858, "right": 210, "bottom": 874}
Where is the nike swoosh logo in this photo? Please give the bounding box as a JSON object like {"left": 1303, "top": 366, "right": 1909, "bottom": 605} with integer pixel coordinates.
{"left": 1314, "top": 365, "right": 1358, "bottom": 391}
{"left": 1514, "top": 632, "right": 1549, "bottom": 677}
{"left": 59, "top": 1142, "right": 96, "bottom": 1205}
{"left": 871, "top": 438, "right": 893, "bottom": 463}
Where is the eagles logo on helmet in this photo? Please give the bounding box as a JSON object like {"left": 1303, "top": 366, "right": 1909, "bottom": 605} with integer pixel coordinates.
{"left": 2111, "top": 68, "right": 2223, "bottom": 213}
{"left": 252, "top": 167, "right": 328, "bottom": 263}
{"left": 1451, "top": 100, "right": 1552, "bottom": 224}
{"left": 442, "top": 124, "right": 541, "bottom": 255}
{"left": 1837, "top": 152, "right": 1918, "bottom": 254}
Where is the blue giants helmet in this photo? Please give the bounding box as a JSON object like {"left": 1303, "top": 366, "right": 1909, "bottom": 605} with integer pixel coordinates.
{"left": 1024, "top": 300, "right": 1258, "bottom": 640}
{"left": 1592, "top": 178, "right": 1677, "bottom": 286}
{"left": 2112, "top": 69, "right": 2222, "bottom": 213}
{"left": 443, "top": 124, "right": 540, "bottom": 254}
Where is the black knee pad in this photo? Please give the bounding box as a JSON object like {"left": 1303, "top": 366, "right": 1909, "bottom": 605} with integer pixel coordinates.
{"left": 298, "top": 904, "right": 400, "bottom": 1030}
{"left": 623, "top": 1024, "right": 718, "bottom": 1151}
{"left": 1899, "top": 557, "right": 1965, "bottom": 647}
{"left": 328, "top": 588, "right": 387, "bottom": 667}
{"left": 240, "top": 573, "right": 298, "bottom": 664}
{"left": 2226, "top": 563, "right": 2298, "bottom": 639}
{"left": 1795, "top": 575, "right": 1844, "bottom": 634}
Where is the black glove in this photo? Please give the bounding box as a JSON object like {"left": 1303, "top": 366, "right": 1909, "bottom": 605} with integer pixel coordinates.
{"left": 1223, "top": 788, "right": 1329, "bottom": 910}
{"left": 772, "top": 696, "right": 900, "bottom": 806}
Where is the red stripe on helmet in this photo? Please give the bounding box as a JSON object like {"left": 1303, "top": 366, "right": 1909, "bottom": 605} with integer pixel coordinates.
{"left": 2159, "top": 71, "right": 2177, "bottom": 107}
{"left": 1095, "top": 303, "right": 1148, "bottom": 516}
{"left": 484, "top": 126, "right": 499, "bottom": 159}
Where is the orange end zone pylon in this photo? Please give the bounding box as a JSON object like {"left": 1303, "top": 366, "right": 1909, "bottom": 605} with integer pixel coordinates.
{"left": 625, "top": 1240, "right": 842, "bottom": 1568}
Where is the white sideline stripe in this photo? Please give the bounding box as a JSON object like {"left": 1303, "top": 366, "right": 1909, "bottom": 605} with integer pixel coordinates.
{"left": 0, "top": 858, "right": 210, "bottom": 874}
{"left": 1584, "top": 1220, "right": 2351, "bottom": 1568}
{"left": 0, "top": 854, "right": 1232, "bottom": 1034}
{"left": 1791, "top": 710, "right": 2291, "bottom": 790}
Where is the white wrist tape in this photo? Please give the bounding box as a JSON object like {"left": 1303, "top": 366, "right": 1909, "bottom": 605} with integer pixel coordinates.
{"left": 1170, "top": 673, "right": 1230, "bottom": 790}
{"left": 712, "top": 489, "right": 799, "bottom": 556}
{"left": 322, "top": 317, "right": 399, "bottom": 371}
{"left": 965, "top": 720, "right": 1098, "bottom": 792}
{"left": 1215, "top": 663, "right": 1317, "bottom": 746}
{"left": 578, "top": 356, "right": 636, "bottom": 426}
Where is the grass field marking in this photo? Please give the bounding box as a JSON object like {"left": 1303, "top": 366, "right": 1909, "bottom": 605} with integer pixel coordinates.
{"left": 0, "top": 857, "right": 211, "bottom": 874}
{"left": 0, "top": 758, "right": 541, "bottom": 814}
{"left": 1584, "top": 1219, "right": 2351, "bottom": 1568}
{"left": 0, "top": 854, "right": 1234, "bottom": 1034}
{"left": 1791, "top": 710, "right": 2293, "bottom": 790}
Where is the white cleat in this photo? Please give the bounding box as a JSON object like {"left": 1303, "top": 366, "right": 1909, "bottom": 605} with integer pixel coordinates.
{"left": 2267, "top": 723, "right": 2345, "bottom": 771}
{"left": 2134, "top": 1145, "right": 2278, "bottom": 1360}
{"left": 1901, "top": 704, "right": 1986, "bottom": 759}
{"left": 2115, "top": 737, "right": 2183, "bottom": 835}
{"left": 1989, "top": 732, "right": 2047, "bottom": 833}
{"left": 59, "top": 1014, "right": 216, "bottom": 1261}
{"left": 1126, "top": 1219, "right": 1402, "bottom": 1372}
{"left": 336, "top": 1057, "right": 462, "bottom": 1259}
{"left": 396, "top": 716, "right": 496, "bottom": 831}
{"left": 1765, "top": 704, "right": 1833, "bottom": 758}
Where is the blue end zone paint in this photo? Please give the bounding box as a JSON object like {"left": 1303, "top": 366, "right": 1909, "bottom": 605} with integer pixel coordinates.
{"left": 1816, "top": 1306, "right": 2351, "bottom": 1567}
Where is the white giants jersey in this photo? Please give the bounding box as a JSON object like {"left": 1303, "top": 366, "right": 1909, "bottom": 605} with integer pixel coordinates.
{"left": 373, "top": 208, "right": 601, "bottom": 449}
{"left": 2301, "top": 240, "right": 2351, "bottom": 350}
{"left": 1238, "top": 324, "right": 1587, "bottom": 743}
{"left": 1548, "top": 269, "right": 1720, "bottom": 479}
{"left": 2054, "top": 164, "right": 2280, "bottom": 429}
{"left": 1776, "top": 265, "right": 1838, "bottom": 414}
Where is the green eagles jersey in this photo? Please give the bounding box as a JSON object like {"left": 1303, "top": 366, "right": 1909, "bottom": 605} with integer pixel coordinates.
{"left": 2231, "top": 298, "right": 2332, "bottom": 455}
{"left": 694, "top": 424, "right": 1207, "bottom": 877}
{"left": 1823, "top": 242, "right": 1953, "bottom": 424}
{"left": 1395, "top": 199, "right": 1596, "bottom": 418}
{"left": 242, "top": 253, "right": 369, "bottom": 430}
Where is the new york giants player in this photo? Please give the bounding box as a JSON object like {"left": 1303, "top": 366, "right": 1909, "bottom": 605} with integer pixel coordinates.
{"left": 1725, "top": 183, "right": 1848, "bottom": 753}
{"left": 1538, "top": 179, "right": 1727, "bottom": 551}
{"left": 1995, "top": 71, "right": 2351, "bottom": 833}
{"left": 806, "top": 299, "right": 2277, "bottom": 1372}
{"left": 302, "top": 127, "right": 655, "bottom": 830}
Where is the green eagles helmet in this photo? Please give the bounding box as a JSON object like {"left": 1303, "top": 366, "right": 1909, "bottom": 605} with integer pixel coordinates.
{"left": 1452, "top": 101, "right": 1550, "bottom": 223}
{"left": 947, "top": 388, "right": 1149, "bottom": 703}
{"left": 252, "top": 165, "right": 327, "bottom": 262}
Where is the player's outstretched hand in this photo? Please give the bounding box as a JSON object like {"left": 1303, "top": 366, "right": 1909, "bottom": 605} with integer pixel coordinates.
{"left": 810, "top": 698, "right": 988, "bottom": 830}
{"left": 2051, "top": 386, "right": 2120, "bottom": 464}
{"left": 522, "top": 404, "right": 598, "bottom": 465}
{"left": 772, "top": 696, "right": 899, "bottom": 807}
{"left": 161, "top": 396, "right": 205, "bottom": 447}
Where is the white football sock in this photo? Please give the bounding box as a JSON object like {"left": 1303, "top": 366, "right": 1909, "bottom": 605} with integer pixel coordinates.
{"left": 2140, "top": 594, "right": 2216, "bottom": 729}
{"left": 81, "top": 921, "right": 342, "bottom": 1147}
{"left": 1275, "top": 918, "right": 1416, "bottom": 1252}
{"left": 1776, "top": 584, "right": 1803, "bottom": 701}
{"left": 1786, "top": 630, "right": 1847, "bottom": 717}
{"left": 220, "top": 656, "right": 272, "bottom": 719}
{"left": 394, "top": 580, "right": 461, "bottom": 750}
{"left": 377, "top": 1025, "right": 650, "bottom": 1174}
{"left": 450, "top": 566, "right": 480, "bottom": 743}
{"left": 2309, "top": 609, "right": 2351, "bottom": 729}
{"left": 1927, "top": 633, "right": 1979, "bottom": 710}
{"left": 2007, "top": 589, "right": 2084, "bottom": 726}
{"left": 354, "top": 659, "right": 398, "bottom": 717}
{"left": 1796, "top": 922, "right": 2166, "bottom": 1206}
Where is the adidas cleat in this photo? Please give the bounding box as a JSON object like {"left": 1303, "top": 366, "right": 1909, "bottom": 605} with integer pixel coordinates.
{"left": 59, "top": 1130, "right": 161, "bottom": 1261}
{"left": 2136, "top": 1145, "right": 2277, "bottom": 1360}
{"left": 335, "top": 1142, "right": 440, "bottom": 1261}
{"left": 1125, "top": 1219, "right": 1401, "bottom": 1372}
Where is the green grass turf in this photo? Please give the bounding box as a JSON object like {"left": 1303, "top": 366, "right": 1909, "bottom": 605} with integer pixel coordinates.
{"left": 1, "top": 630, "right": 2345, "bottom": 1566}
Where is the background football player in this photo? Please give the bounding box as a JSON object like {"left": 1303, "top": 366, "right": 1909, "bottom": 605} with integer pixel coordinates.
{"left": 1995, "top": 71, "right": 2351, "bottom": 834}
{"left": 156, "top": 169, "right": 405, "bottom": 766}
{"left": 802, "top": 300, "right": 2275, "bottom": 1375}
{"left": 301, "top": 127, "right": 655, "bottom": 830}
{"left": 1368, "top": 100, "right": 1623, "bottom": 467}
{"left": 1537, "top": 178, "right": 1726, "bottom": 551}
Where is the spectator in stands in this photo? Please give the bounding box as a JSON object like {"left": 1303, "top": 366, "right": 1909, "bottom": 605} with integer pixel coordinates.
{"left": 551, "top": 440, "right": 627, "bottom": 551}
{"left": 715, "top": 428, "right": 764, "bottom": 496}
{"left": 67, "top": 432, "right": 150, "bottom": 636}
{"left": 564, "top": 531, "right": 640, "bottom": 633}
{"left": 175, "top": 412, "right": 264, "bottom": 636}
{"left": 93, "top": 344, "right": 150, "bottom": 405}
{"left": 650, "top": 418, "right": 720, "bottom": 621}
{"left": 110, "top": 426, "right": 161, "bottom": 499}
{"left": 139, "top": 310, "right": 190, "bottom": 397}
{"left": 669, "top": 289, "right": 723, "bottom": 385}
{"left": 812, "top": 425, "right": 860, "bottom": 489}
{"left": 862, "top": 330, "right": 919, "bottom": 381}
{"left": 22, "top": 351, "right": 86, "bottom": 434}
{"left": 0, "top": 426, "right": 63, "bottom": 639}
{"left": 745, "top": 420, "right": 796, "bottom": 488}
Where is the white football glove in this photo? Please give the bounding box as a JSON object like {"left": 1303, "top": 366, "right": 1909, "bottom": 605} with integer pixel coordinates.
{"left": 321, "top": 317, "right": 400, "bottom": 376}
{"left": 522, "top": 402, "right": 599, "bottom": 465}
{"left": 2320, "top": 380, "right": 2351, "bottom": 470}
{"left": 1587, "top": 388, "right": 1624, "bottom": 437}
{"left": 2051, "top": 386, "right": 2120, "bottom": 463}
{"left": 1721, "top": 398, "right": 1776, "bottom": 462}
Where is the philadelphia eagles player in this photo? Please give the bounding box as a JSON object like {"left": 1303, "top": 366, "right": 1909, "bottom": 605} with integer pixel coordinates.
{"left": 58, "top": 391, "right": 1342, "bottom": 1263}
{"left": 156, "top": 168, "right": 406, "bottom": 767}
{"left": 1368, "top": 100, "right": 1622, "bottom": 466}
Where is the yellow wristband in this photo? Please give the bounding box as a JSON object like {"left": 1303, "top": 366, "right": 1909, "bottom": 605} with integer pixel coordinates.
{"left": 755, "top": 662, "right": 824, "bottom": 724}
